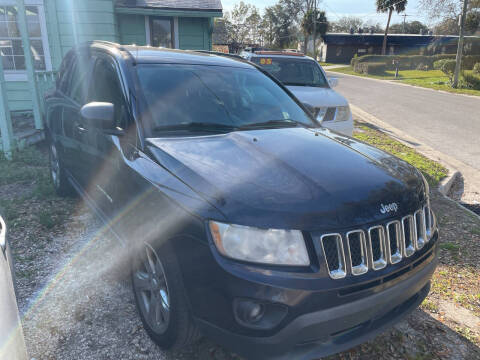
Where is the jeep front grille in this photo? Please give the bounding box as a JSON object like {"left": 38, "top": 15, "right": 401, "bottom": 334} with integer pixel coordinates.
{"left": 319, "top": 205, "right": 435, "bottom": 279}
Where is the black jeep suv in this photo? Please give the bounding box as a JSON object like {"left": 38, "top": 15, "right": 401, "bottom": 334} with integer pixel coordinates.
{"left": 45, "top": 41, "right": 438, "bottom": 360}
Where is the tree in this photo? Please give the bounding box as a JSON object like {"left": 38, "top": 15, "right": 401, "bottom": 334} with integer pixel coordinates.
{"left": 330, "top": 16, "right": 364, "bottom": 32}
{"left": 282, "top": 0, "right": 316, "bottom": 53}
{"left": 224, "top": 1, "right": 261, "bottom": 46}
{"left": 420, "top": 0, "right": 480, "bottom": 35}
{"left": 389, "top": 20, "right": 429, "bottom": 34}
{"left": 213, "top": 18, "right": 231, "bottom": 44}
{"left": 302, "top": 9, "right": 328, "bottom": 39}
{"left": 262, "top": 3, "right": 298, "bottom": 48}
{"left": 376, "top": 0, "right": 408, "bottom": 55}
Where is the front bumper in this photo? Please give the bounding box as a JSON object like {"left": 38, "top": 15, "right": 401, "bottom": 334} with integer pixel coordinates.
{"left": 194, "top": 242, "right": 437, "bottom": 360}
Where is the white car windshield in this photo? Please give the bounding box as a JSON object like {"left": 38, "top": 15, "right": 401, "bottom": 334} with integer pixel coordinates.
{"left": 252, "top": 57, "right": 329, "bottom": 88}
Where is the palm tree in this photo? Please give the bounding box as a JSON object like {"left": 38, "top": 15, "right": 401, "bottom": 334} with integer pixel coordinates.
{"left": 376, "top": 0, "right": 408, "bottom": 55}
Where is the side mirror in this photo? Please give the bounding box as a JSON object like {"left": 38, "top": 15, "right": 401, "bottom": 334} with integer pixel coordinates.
{"left": 328, "top": 78, "right": 339, "bottom": 88}
{"left": 80, "top": 102, "right": 117, "bottom": 132}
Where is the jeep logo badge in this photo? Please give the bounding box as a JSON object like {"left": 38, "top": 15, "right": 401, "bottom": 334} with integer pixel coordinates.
{"left": 380, "top": 203, "right": 398, "bottom": 214}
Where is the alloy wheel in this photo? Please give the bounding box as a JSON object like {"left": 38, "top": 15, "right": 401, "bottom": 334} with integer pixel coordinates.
{"left": 132, "top": 243, "right": 171, "bottom": 334}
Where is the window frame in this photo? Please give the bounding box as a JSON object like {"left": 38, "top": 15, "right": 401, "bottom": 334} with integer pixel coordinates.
{"left": 0, "top": 0, "right": 52, "bottom": 82}
{"left": 149, "top": 16, "right": 174, "bottom": 48}
{"left": 88, "top": 54, "right": 130, "bottom": 130}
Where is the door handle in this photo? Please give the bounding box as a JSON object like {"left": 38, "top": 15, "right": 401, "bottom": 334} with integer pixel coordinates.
{"left": 75, "top": 125, "right": 87, "bottom": 133}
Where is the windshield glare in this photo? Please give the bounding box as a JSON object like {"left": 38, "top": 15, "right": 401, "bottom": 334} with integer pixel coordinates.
{"left": 136, "top": 64, "right": 314, "bottom": 133}
{"left": 252, "top": 57, "right": 328, "bottom": 87}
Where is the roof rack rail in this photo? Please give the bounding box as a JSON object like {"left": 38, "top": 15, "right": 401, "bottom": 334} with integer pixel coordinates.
{"left": 193, "top": 50, "right": 244, "bottom": 60}
{"left": 255, "top": 50, "right": 305, "bottom": 57}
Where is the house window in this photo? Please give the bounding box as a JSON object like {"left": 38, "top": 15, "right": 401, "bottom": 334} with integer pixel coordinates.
{"left": 150, "top": 17, "right": 173, "bottom": 48}
{"left": 0, "top": 1, "right": 51, "bottom": 79}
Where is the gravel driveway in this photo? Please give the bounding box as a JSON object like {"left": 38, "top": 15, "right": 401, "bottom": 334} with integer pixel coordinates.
{"left": 3, "top": 147, "right": 479, "bottom": 360}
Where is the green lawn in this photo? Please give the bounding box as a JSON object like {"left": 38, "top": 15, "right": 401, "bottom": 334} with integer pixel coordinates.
{"left": 354, "top": 122, "right": 448, "bottom": 186}
{"left": 328, "top": 66, "right": 480, "bottom": 96}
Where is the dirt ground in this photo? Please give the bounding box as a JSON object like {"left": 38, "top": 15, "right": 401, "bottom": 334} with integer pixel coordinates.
{"left": 1, "top": 147, "right": 479, "bottom": 360}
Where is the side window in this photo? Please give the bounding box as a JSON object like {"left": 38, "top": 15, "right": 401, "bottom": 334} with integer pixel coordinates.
{"left": 89, "top": 57, "right": 128, "bottom": 129}
{"left": 68, "top": 56, "right": 91, "bottom": 105}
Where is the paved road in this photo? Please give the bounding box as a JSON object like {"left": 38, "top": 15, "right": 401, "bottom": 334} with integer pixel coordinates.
{"left": 327, "top": 72, "right": 480, "bottom": 171}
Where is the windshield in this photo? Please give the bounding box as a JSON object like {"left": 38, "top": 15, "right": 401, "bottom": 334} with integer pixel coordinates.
{"left": 251, "top": 57, "right": 328, "bottom": 87}
{"left": 136, "top": 64, "right": 314, "bottom": 133}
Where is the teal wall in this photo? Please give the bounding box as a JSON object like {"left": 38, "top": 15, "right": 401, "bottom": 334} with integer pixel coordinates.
{"left": 118, "top": 14, "right": 146, "bottom": 46}
{"left": 6, "top": 82, "right": 31, "bottom": 112}
{"left": 179, "top": 18, "right": 212, "bottom": 50}
{"left": 4, "top": 0, "right": 215, "bottom": 112}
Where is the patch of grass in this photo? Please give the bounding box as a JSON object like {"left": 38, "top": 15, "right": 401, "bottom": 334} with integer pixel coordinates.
{"left": 327, "top": 66, "right": 480, "bottom": 96}
{"left": 37, "top": 207, "right": 66, "bottom": 229}
{"left": 0, "top": 146, "right": 49, "bottom": 186}
{"left": 421, "top": 299, "right": 439, "bottom": 313}
{"left": 455, "top": 327, "right": 479, "bottom": 344}
{"left": 439, "top": 242, "right": 460, "bottom": 252}
{"left": 353, "top": 123, "right": 448, "bottom": 186}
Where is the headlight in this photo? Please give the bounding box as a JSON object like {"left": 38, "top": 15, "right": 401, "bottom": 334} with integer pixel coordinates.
{"left": 209, "top": 221, "right": 310, "bottom": 266}
{"left": 316, "top": 107, "right": 327, "bottom": 122}
{"left": 335, "top": 106, "right": 351, "bottom": 122}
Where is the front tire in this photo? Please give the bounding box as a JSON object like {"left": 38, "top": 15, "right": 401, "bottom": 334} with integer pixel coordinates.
{"left": 49, "top": 142, "right": 74, "bottom": 197}
{"left": 131, "top": 240, "right": 200, "bottom": 350}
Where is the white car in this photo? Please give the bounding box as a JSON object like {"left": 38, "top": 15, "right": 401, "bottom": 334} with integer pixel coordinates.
{"left": 243, "top": 51, "right": 353, "bottom": 136}
{"left": 0, "top": 215, "right": 28, "bottom": 360}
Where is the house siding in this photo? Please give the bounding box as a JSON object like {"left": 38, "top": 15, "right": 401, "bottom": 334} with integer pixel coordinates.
{"left": 118, "top": 14, "right": 147, "bottom": 45}
{"left": 3, "top": 0, "right": 218, "bottom": 113}
{"left": 55, "top": 0, "right": 118, "bottom": 56}
{"left": 179, "top": 17, "right": 211, "bottom": 50}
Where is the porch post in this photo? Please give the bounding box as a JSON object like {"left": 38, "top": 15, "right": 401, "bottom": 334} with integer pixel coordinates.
{"left": 0, "top": 58, "right": 14, "bottom": 159}
{"left": 16, "top": 0, "right": 43, "bottom": 129}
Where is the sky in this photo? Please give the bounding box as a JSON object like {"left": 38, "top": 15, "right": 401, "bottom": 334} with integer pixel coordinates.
{"left": 221, "top": 0, "right": 432, "bottom": 27}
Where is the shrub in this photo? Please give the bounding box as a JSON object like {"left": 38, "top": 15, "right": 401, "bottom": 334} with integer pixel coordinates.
{"left": 416, "top": 62, "right": 429, "bottom": 71}
{"left": 462, "top": 71, "right": 480, "bottom": 90}
{"left": 354, "top": 62, "right": 386, "bottom": 75}
{"left": 472, "top": 62, "right": 480, "bottom": 74}
{"left": 462, "top": 55, "right": 480, "bottom": 70}
{"left": 434, "top": 59, "right": 456, "bottom": 81}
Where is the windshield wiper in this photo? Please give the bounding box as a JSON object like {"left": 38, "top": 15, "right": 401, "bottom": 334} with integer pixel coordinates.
{"left": 238, "top": 119, "right": 302, "bottom": 130}
{"left": 153, "top": 122, "right": 237, "bottom": 133}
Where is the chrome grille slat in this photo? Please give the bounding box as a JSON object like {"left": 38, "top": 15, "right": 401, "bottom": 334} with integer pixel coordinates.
{"left": 402, "top": 215, "right": 416, "bottom": 257}
{"left": 346, "top": 230, "right": 368, "bottom": 276}
{"left": 414, "top": 209, "right": 426, "bottom": 250}
{"left": 386, "top": 221, "right": 402, "bottom": 264}
{"left": 318, "top": 204, "right": 435, "bottom": 279}
{"left": 321, "top": 234, "right": 346, "bottom": 279}
{"left": 368, "top": 226, "right": 387, "bottom": 270}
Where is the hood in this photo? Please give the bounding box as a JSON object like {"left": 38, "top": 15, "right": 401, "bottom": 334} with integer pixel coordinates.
{"left": 286, "top": 86, "right": 348, "bottom": 108}
{"left": 147, "top": 127, "right": 425, "bottom": 231}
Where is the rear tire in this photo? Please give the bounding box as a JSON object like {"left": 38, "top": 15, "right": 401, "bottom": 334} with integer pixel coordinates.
{"left": 49, "top": 142, "right": 74, "bottom": 197}
{"left": 131, "top": 240, "right": 201, "bottom": 350}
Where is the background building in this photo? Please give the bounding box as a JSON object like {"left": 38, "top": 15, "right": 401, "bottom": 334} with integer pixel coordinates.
{"left": 319, "top": 33, "right": 480, "bottom": 64}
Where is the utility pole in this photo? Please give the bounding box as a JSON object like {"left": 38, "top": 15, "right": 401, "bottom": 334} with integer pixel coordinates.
{"left": 453, "top": 0, "right": 468, "bottom": 88}
{"left": 402, "top": 14, "right": 409, "bottom": 33}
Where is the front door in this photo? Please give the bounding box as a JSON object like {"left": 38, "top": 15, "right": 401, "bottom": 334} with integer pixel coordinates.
{"left": 84, "top": 55, "right": 131, "bottom": 218}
